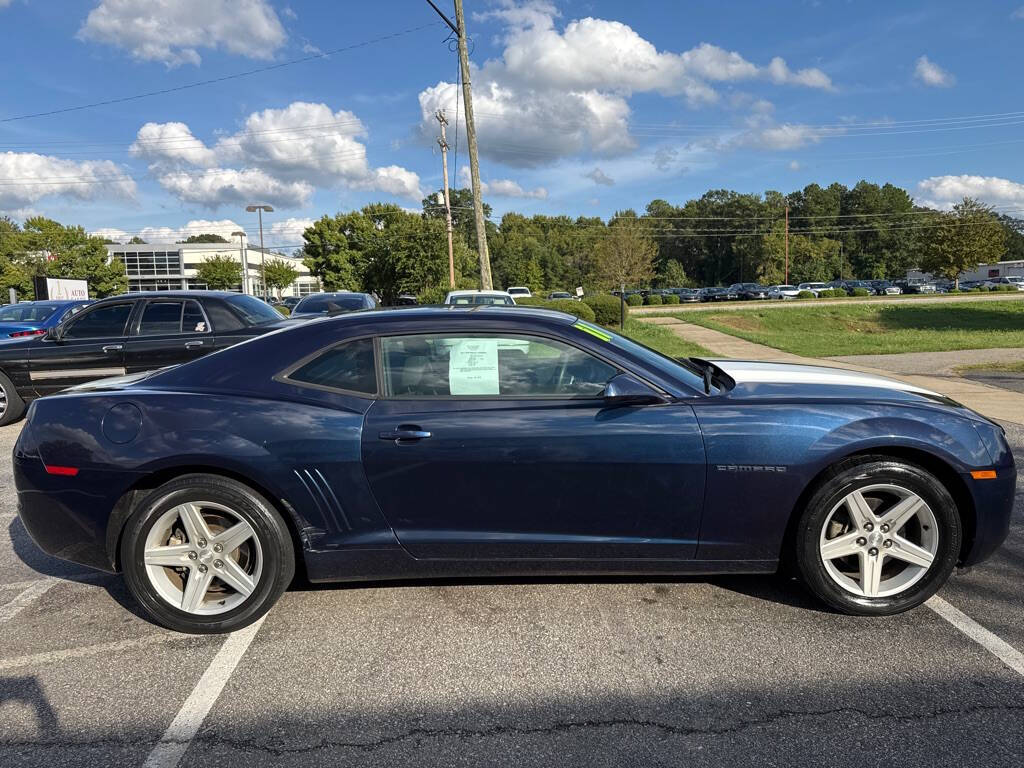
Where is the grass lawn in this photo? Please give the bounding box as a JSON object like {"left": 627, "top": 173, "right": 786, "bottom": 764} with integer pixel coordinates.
{"left": 618, "top": 319, "right": 713, "bottom": 358}
{"left": 675, "top": 300, "right": 1024, "bottom": 357}
{"left": 956, "top": 361, "right": 1024, "bottom": 374}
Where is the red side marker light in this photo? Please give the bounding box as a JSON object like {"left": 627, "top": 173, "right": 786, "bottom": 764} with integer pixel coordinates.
{"left": 970, "top": 469, "right": 997, "bottom": 480}
{"left": 44, "top": 465, "right": 79, "bottom": 476}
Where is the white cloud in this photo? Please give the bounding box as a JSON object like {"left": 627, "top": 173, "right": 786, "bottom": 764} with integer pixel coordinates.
{"left": 0, "top": 1, "right": 13, "bottom": 8}
{"left": 749, "top": 123, "right": 824, "bottom": 150}
{"left": 652, "top": 147, "right": 679, "bottom": 171}
{"left": 0, "top": 151, "right": 136, "bottom": 214}
{"left": 914, "top": 55, "right": 955, "bottom": 87}
{"left": 90, "top": 227, "right": 131, "bottom": 242}
{"left": 1012, "top": 6, "right": 1024, "bottom": 19}
{"left": 133, "top": 101, "right": 422, "bottom": 207}
{"left": 266, "top": 218, "right": 313, "bottom": 239}
{"left": 457, "top": 166, "right": 547, "bottom": 199}
{"left": 788, "top": 160, "right": 801, "bottom": 171}
{"left": 131, "top": 122, "right": 217, "bottom": 167}
{"left": 585, "top": 167, "right": 615, "bottom": 186}
{"left": 766, "top": 57, "right": 834, "bottom": 90}
{"left": 418, "top": 1, "right": 832, "bottom": 166}
{"left": 156, "top": 168, "right": 313, "bottom": 209}
{"left": 916, "top": 174, "right": 1024, "bottom": 209}
{"left": 78, "top": 0, "right": 286, "bottom": 67}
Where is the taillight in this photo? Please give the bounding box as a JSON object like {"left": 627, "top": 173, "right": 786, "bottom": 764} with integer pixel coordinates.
{"left": 10, "top": 329, "right": 45, "bottom": 338}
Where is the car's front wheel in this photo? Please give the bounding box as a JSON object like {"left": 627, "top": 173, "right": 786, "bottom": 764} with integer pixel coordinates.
{"left": 795, "top": 457, "right": 961, "bottom": 615}
{"left": 121, "top": 474, "right": 295, "bottom": 634}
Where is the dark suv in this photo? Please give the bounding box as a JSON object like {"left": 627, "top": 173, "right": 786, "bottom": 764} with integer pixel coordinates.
{"left": 0, "top": 291, "right": 292, "bottom": 426}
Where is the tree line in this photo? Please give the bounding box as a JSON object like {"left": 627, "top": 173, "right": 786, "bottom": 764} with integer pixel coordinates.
{"left": 299, "top": 180, "right": 1020, "bottom": 301}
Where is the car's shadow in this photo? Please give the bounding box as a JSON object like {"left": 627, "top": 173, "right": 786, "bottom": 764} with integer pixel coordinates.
{"left": 5, "top": 517, "right": 152, "bottom": 623}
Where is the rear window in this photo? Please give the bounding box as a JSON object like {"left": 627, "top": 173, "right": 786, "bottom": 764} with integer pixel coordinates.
{"left": 294, "top": 295, "right": 369, "bottom": 314}
{"left": 287, "top": 338, "right": 377, "bottom": 394}
{"left": 225, "top": 295, "right": 282, "bottom": 325}
{"left": 0, "top": 303, "right": 61, "bottom": 322}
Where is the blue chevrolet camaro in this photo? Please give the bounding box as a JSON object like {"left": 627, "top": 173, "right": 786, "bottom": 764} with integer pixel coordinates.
{"left": 13, "top": 306, "right": 1016, "bottom": 633}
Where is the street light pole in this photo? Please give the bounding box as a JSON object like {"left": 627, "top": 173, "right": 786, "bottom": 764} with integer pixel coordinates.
{"left": 246, "top": 204, "right": 274, "bottom": 299}
{"left": 231, "top": 230, "right": 248, "bottom": 295}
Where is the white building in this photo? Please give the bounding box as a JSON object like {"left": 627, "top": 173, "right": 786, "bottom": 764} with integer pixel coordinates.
{"left": 105, "top": 242, "right": 321, "bottom": 298}
{"left": 908, "top": 259, "right": 1024, "bottom": 283}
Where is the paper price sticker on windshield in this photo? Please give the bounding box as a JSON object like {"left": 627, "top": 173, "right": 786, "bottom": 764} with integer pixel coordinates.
{"left": 449, "top": 338, "right": 500, "bottom": 395}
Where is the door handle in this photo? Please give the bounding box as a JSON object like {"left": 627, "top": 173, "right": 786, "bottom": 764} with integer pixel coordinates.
{"left": 101, "top": 344, "right": 123, "bottom": 353}
{"left": 184, "top": 340, "right": 205, "bottom": 349}
{"left": 379, "top": 428, "right": 432, "bottom": 442}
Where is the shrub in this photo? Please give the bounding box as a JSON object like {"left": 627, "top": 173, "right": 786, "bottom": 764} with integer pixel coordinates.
{"left": 851, "top": 287, "right": 871, "bottom": 297}
{"left": 583, "top": 293, "right": 625, "bottom": 326}
{"left": 626, "top": 293, "right": 644, "bottom": 306}
{"left": 275, "top": 305, "right": 291, "bottom": 316}
{"left": 818, "top": 289, "right": 846, "bottom": 298}
{"left": 645, "top": 293, "right": 663, "bottom": 305}
{"left": 973, "top": 286, "right": 986, "bottom": 292}
{"left": 536, "top": 298, "right": 593, "bottom": 321}
{"left": 418, "top": 285, "right": 449, "bottom": 305}
{"left": 662, "top": 293, "right": 680, "bottom": 305}
{"left": 796, "top": 290, "right": 816, "bottom": 299}
{"left": 996, "top": 283, "right": 1016, "bottom": 292}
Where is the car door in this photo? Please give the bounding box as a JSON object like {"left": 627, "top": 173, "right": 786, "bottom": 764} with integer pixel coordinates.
{"left": 361, "top": 331, "right": 706, "bottom": 560}
{"left": 28, "top": 300, "right": 135, "bottom": 396}
{"left": 124, "top": 298, "right": 215, "bottom": 373}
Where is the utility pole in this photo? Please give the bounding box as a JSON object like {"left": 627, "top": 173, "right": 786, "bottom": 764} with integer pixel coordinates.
{"left": 436, "top": 109, "right": 456, "bottom": 289}
{"left": 784, "top": 205, "right": 789, "bottom": 284}
{"left": 246, "top": 204, "right": 273, "bottom": 299}
{"left": 453, "top": 0, "right": 492, "bottom": 289}
{"left": 231, "top": 230, "right": 248, "bottom": 295}
{"left": 424, "top": 0, "right": 492, "bottom": 288}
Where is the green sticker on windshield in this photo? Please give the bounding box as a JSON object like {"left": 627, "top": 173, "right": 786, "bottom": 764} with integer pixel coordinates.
{"left": 573, "top": 320, "right": 612, "bottom": 342}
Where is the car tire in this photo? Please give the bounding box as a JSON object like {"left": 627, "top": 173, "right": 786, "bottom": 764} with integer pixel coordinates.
{"left": 794, "top": 456, "right": 961, "bottom": 616}
{"left": 0, "top": 370, "right": 26, "bottom": 427}
{"left": 121, "top": 474, "right": 295, "bottom": 634}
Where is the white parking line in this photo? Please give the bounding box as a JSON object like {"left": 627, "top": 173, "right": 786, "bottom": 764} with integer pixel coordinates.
{"left": 142, "top": 616, "right": 266, "bottom": 768}
{"left": 927, "top": 595, "right": 1024, "bottom": 677}
{"left": 0, "top": 578, "right": 58, "bottom": 624}
{"left": 0, "top": 633, "right": 202, "bottom": 672}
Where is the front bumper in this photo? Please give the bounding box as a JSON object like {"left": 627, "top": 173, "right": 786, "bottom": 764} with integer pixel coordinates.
{"left": 962, "top": 465, "right": 1017, "bottom": 566}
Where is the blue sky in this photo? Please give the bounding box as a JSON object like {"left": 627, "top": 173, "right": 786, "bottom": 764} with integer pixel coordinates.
{"left": 2, "top": 0, "right": 1024, "bottom": 247}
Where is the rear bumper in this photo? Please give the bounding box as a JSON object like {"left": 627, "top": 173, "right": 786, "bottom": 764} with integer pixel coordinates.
{"left": 12, "top": 443, "right": 133, "bottom": 573}
{"left": 962, "top": 466, "right": 1017, "bottom": 566}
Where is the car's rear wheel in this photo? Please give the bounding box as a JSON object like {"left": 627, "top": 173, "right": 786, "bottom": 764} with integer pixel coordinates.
{"left": 0, "top": 370, "right": 26, "bottom": 427}
{"left": 121, "top": 474, "right": 295, "bottom": 634}
{"left": 795, "top": 457, "right": 961, "bottom": 615}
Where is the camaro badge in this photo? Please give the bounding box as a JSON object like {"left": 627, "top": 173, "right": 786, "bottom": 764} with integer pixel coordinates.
{"left": 716, "top": 464, "right": 787, "bottom": 473}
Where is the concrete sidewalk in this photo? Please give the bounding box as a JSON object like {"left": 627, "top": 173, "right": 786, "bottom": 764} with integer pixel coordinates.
{"left": 644, "top": 316, "right": 1024, "bottom": 426}
{"left": 633, "top": 291, "right": 1024, "bottom": 315}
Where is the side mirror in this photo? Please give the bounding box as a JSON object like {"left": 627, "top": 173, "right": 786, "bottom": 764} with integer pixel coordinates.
{"left": 44, "top": 326, "right": 62, "bottom": 341}
{"left": 603, "top": 372, "right": 666, "bottom": 406}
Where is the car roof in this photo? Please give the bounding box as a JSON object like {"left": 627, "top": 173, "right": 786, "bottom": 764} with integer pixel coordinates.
{"left": 446, "top": 289, "right": 512, "bottom": 296}
{"left": 94, "top": 290, "right": 239, "bottom": 301}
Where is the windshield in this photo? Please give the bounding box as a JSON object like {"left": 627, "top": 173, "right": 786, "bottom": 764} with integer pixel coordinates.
{"left": 449, "top": 294, "right": 515, "bottom": 305}
{"left": 0, "top": 303, "right": 61, "bottom": 322}
{"left": 294, "top": 295, "right": 368, "bottom": 314}
{"left": 225, "top": 294, "right": 284, "bottom": 324}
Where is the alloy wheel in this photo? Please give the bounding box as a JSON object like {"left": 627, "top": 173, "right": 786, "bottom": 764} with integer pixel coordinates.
{"left": 818, "top": 483, "right": 939, "bottom": 598}
{"left": 142, "top": 501, "right": 263, "bottom": 615}
{"left": 0, "top": 383, "right": 6, "bottom": 419}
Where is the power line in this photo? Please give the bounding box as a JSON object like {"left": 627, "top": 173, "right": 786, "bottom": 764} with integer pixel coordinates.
{"left": 0, "top": 22, "right": 442, "bottom": 123}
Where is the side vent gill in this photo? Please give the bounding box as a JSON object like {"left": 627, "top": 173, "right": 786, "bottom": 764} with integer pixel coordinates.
{"left": 293, "top": 468, "right": 351, "bottom": 532}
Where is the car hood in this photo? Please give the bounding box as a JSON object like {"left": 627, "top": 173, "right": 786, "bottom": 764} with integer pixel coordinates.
{"left": 702, "top": 359, "right": 959, "bottom": 406}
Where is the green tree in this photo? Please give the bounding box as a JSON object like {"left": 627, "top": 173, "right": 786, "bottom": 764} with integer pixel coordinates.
{"left": 595, "top": 214, "right": 656, "bottom": 290}
{"left": 654, "top": 259, "right": 690, "bottom": 288}
{"left": 128, "top": 236, "right": 147, "bottom": 244}
{"left": 13, "top": 217, "right": 127, "bottom": 297}
{"left": 179, "top": 233, "right": 229, "bottom": 244}
{"left": 195, "top": 255, "right": 242, "bottom": 290}
{"left": 262, "top": 258, "right": 300, "bottom": 298}
{"left": 918, "top": 198, "right": 1007, "bottom": 287}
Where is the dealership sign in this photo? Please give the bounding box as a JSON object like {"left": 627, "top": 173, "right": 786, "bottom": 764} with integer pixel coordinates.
{"left": 33, "top": 277, "right": 89, "bottom": 300}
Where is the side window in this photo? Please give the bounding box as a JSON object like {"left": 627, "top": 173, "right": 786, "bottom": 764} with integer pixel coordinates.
{"left": 287, "top": 338, "right": 377, "bottom": 394}
{"left": 138, "top": 301, "right": 184, "bottom": 335}
{"left": 63, "top": 303, "right": 133, "bottom": 339}
{"left": 182, "top": 300, "right": 209, "bottom": 333}
{"left": 204, "top": 301, "right": 243, "bottom": 332}
{"left": 381, "top": 334, "right": 617, "bottom": 398}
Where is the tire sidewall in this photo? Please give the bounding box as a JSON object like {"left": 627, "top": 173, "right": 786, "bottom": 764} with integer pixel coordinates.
{"left": 0, "top": 370, "right": 25, "bottom": 427}
{"left": 797, "top": 460, "right": 961, "bottom": 615}
{"left": 121, "top": 475, "right": 294, "bottom": 633}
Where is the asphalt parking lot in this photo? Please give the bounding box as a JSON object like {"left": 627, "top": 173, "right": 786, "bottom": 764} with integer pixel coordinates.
{"left": 1, "top": 421, "right": 1022, "bottom": 767}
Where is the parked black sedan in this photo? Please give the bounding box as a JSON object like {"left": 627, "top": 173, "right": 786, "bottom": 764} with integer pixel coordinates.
{"left": 0, "top": 291, "right": 292, "bottom": 426}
